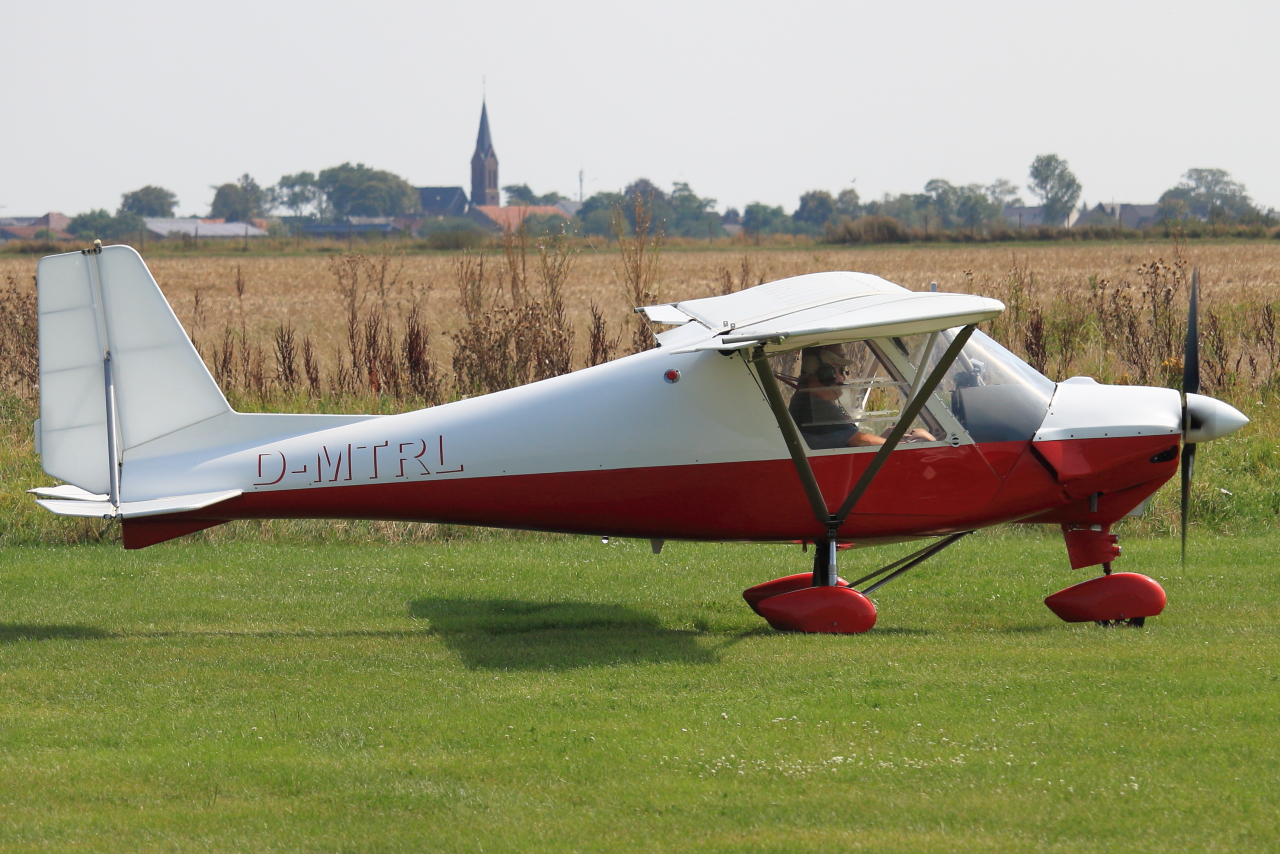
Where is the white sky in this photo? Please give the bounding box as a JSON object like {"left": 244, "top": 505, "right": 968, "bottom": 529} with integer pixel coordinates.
{"left": 2, "top": 0, "right": 1277, "bottom": 218}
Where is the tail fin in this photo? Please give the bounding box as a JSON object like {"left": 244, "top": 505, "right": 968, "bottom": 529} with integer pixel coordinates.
{"left": 36, "top": 245, "right": 230, "bottom": 495}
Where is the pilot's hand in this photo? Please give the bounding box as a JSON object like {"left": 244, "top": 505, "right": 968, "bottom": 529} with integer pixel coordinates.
{"left": 901, "top": 428, "right": 936, "bottom": 443}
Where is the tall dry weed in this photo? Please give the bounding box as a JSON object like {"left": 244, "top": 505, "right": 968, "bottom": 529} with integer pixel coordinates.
{"left": 0, "top": 274, "right": 38, "bottom": 400}
{"left": 451, "top": 225, "right": 579, "bottom": 396}
{"left": 716, "top": 255, "right": 764, "bottom": 295}
{"left": 614, "top": 196, "right": 663, "bottom": 353}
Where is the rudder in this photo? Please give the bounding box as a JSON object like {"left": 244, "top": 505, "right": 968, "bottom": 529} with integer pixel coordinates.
{"left": 37, "top": 245, "right": 230, "bottom": 494}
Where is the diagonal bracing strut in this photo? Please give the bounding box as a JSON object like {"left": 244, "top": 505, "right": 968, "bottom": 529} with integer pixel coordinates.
{"left": 749, "top": 325, "right": 976, "bottom": 586}
{"left": 850, "top": 532, "right": 970, "bottom": 595}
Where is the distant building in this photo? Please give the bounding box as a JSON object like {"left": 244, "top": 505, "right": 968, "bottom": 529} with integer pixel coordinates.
{"left": 0, "top": 224, "right": 73, "bottom": 241}
{"left": 33, "top": 212, "right": 72, "bottom": 232}
{"left": 1072, "top": 202, "right": 1160, "bottom": 230}
{"left": 146, "top": 218, "right": 267, "bottom": 239}
{"left": 301, "top": 217, "right": 407, "bottom": 238}
{"left": 471, "top": 205, "right": 570, "bottom": 232}
{"left": 721, "top": 208, "right": 743, "bottom": 237}
{"left": 471, "top": 101, "right": 500, "bottom": 207}
{"left": 554, "top": 199, "right": 583, "bottom": 218}
{"left": 1002, "top": 206, "right": 1046, "bottom": 228}
{"left": 414, "top": 100, "right": 564, "bottom": 231}
{"left": 418, "top": 187, "right": 469, "bottom": 218}
{"left": 0, "top": 212, "right": 73, "bottom": 242}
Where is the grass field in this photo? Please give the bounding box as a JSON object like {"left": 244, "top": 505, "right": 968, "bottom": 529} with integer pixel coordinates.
{"left": 2, "top": 532, "right": 1278, "bottom": 852}
{"left": 2, "top": 240, "right": 1277, "bottom": 850}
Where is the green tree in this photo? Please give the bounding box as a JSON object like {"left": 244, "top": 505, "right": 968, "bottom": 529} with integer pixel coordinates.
{"left": 210, "top": 174, "right": 267, "bottom": 222}
{"left": 69, "top": 209, "right": 144, "bottom": 240}
{"left": 576, "top": 191, "right": 622, "bottom": 236}
{"left": 794, "top": 191, "right": 835, "bottom": 227}
{"left": 502, "top": 184, "right": 565, "bottom": 206}
{"left": 741, "top": 202, "right": 791, "bottom": 236}
{"left": 834, "top": 188, "right": 862, "bottom": 220}
{"left": 620, "top": 179, "right": 675, "bottom": 236}
{"left": 985, "top": 178, "right": 1024, "bottom": 210}
{"left": 1027, "top": 154, "right": 1082, "bottom": 226}
{"left": 923, "top": 180, "right": 959, "bottom": 228}
{"left": 69, "top": 209, "right": 115, "bottom": 238}
{"left": 1158, "top": 168, "right": 1258, "bottom": 223}
{"left": 955, "top": 185, "right": 1000, "bottom": 230}
{"left": 270, "top": 172, "right": 319, "bottom": 219}
{"left": 119, "top": 185, "right": 177, "bottom": 218}
{"left": 863, "top": 192, "right": 930, "bottom": 230}
{"left": 668, "top": 182, "right": 722, "bottom": 238}
{"left": 316, "top": 163, "right": 420, "bottom": 219}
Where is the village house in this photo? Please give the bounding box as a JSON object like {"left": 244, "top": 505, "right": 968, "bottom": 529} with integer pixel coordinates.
{"left": 0, "top": 212, "right": 73, "bottom": 242}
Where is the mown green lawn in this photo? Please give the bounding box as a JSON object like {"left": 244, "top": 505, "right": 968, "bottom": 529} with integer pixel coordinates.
{"left": 0, "top": 531, "right": 1277, "bottom": 853}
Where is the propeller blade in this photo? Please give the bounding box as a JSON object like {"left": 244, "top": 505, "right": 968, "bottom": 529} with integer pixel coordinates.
{"left": 1180, "top": 268, "right": 1201, "bottom": 565}
{"left": 1180, "top": 443, "right": 1196, "bottom": 564}
{"left": 1184, "top": 268, "right": 1200, "bottom": 397}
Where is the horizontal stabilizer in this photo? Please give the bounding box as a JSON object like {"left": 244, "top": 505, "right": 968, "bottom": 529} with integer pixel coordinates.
{"left": 35, "top": 488, "right": 242, "bottom": 520}
{"left": 35, "top": 499, "right": 115, "bottom": 518}
{"left": 27, "top": 484, "right": 108, "bottom": 501}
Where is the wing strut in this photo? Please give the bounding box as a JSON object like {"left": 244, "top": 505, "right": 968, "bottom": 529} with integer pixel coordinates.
{"left": 748, "top": 324, "right": 976, "bottom": 586}
{"left": 748, "top": 347, "right": 829, "bottom": 525}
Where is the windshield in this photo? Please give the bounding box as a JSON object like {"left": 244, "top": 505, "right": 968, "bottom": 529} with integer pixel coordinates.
{"left": 911, "top": 329, "right": 1055, "bottom": 443}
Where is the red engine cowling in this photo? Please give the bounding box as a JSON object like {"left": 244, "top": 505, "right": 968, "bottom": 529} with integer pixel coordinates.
{"left": 756, "top": 585, "right": 877, "bottom": 634}
{"left": 1044, "top": 572, "right": 1167, "bottom": 623}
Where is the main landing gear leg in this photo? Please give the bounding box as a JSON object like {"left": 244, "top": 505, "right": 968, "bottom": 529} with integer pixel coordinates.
{"left": 1044, "top": 527, "right": 1166, "bottom": 628}
{"left": 813, "top": 536, "right": 838, "bottom": 587}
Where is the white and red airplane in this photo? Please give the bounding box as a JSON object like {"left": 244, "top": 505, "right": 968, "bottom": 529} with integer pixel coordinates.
{"left": 29, "top": 244, "right": 1247, "bottom": 633}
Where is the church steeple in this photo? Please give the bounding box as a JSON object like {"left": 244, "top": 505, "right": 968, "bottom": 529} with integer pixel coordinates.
{"left": 471, "top": 101, "right": 499, "bottom": 207}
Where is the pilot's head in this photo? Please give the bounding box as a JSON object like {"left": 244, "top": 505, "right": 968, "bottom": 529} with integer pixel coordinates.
{"left": 799, "top": 344, "right": 854, "bottom": 387}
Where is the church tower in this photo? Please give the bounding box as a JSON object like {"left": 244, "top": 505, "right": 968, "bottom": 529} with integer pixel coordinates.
{"left": 470, "top": 101, "right": 499, "bottom": 208}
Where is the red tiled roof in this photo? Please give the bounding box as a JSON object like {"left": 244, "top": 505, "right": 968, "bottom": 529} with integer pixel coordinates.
{"left": 0, "top": 225, "right": 73, "bottom": 241}
{"left": 474, "top": 205, "right": 569, "bottom": 231}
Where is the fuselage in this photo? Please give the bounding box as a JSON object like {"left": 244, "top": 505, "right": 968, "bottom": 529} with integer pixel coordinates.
{"left": 122, "top": 345, "right": 1182, "bottom": 545}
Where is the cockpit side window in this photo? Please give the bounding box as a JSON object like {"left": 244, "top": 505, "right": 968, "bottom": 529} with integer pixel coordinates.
{"left": 768, "top": 341, "right": 946, "bottom": 452}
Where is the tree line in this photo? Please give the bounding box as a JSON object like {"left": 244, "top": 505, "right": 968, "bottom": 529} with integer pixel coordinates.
{"left": 63, "top": 155, "right": 1275, "bottom": 243}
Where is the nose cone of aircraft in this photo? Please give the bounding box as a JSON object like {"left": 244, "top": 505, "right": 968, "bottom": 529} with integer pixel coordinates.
{"left": 1185, "top": 393, "right": 1249, "bottom": 443}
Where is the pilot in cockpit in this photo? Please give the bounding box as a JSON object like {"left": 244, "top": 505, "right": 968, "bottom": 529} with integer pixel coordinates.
{"left": 788, "top": 345, "right": 935, "bottom": 449}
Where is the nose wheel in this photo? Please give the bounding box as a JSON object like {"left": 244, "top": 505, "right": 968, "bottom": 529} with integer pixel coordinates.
{"left": 1095, "top": 617, "right": 1146, "bottom": 628}
{"left": 1045, "top": 571, "right": 1166, "bottom": 625}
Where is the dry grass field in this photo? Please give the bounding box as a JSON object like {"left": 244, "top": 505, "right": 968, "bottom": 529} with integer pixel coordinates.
{"left": 5, "top": 241, "right": 1280, "bottom": 379}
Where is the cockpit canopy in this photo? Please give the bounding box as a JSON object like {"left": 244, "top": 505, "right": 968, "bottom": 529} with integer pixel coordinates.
{"left": 771, "top": 330, "right": 1054, "bottom": 450}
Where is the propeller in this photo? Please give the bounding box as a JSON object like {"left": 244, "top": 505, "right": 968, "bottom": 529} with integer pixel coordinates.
{"left": 1181, "top": 268, "right": 1200, "bottom": 563}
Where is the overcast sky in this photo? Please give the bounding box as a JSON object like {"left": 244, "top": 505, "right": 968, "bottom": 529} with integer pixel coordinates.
{"left": 2, "top": 0, "right": 1276, "bottom": 218}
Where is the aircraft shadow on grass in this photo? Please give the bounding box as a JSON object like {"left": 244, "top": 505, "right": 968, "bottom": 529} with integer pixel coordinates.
{"left": 408, "top": 598, "right": 718, "bottom": 671}
{"left": 0, "top": 624, "right": 113, "bottom": 644}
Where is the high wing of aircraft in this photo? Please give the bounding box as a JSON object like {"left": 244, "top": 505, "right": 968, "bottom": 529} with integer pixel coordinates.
{"left": 29, "top": 244, "right": 1248, "bottom": 633}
